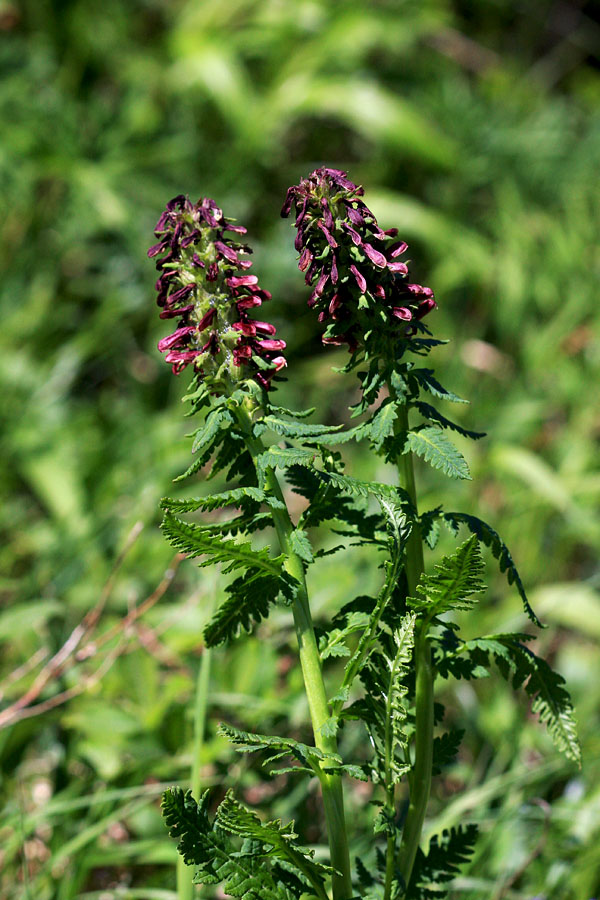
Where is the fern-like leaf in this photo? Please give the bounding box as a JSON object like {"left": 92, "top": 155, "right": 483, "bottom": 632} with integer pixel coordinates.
{"left": 160, "top": 487, "right": 277, "bottom": 514}
{"left": 408, "top": 536, "right": 485, "bottom": 618}
{"left": 408, "top": 824, "right": 478, "bottom": 898}
{"left": 161, "top": 788, "right": 310, "bottom": 900}
{"left": 408, "top": 368, "right": 469, "bottom": 404}
{"left": 161, "top": 512, "right": 282, "bottom": 575}
{"left": 458, "top": 635, "right": 581, "bottom": 764}
{"left": 405, "top": 427, "right": 471, "bottom": 481}
{"left": 443, "top": 512, "right": 541, "bottom": 626}
{"left": 413, "top": 401, "right": 485, "bottom": 440}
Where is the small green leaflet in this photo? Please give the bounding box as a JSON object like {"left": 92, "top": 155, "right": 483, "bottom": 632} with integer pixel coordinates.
{"left": 160, "top": 486, "right": 271, "bottom": 514}
{"left": 408, "top": 368, "right": 469, "bottom": 404}
{"left": 256, "top": 446, "right": 316, "bottom": 481}
{"left": 218, "top": 722, "right": 363, "bottom": 781}
{"left": 408, "top": 536, "right": 486, "bottom": 618}
{"left": 414, "top": 401, "right": 485, "bottom": 441}
{"left": 405, "top": 427, "right": 471, "bottom": 480}
{"left": 368, "top": 400, "right": 398, "bottom": 449}
{"left": 191, "top": 407, "right": 234, "bottom": 453}
{"left": 263, "top": 416, "right": 343, "bottom": 439}
{"left": 289, "top": 528, "right": 314, "bottom": 564}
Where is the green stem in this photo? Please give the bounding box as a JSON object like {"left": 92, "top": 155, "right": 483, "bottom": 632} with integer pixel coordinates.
{"left": 233, "top": 400, "right": 353, "bottom": 900}
{"left": 177, "top": 576, "right": 216, "bottom": 900}
{"left": 394, "top": 402, "right": 435, "bottom": 894}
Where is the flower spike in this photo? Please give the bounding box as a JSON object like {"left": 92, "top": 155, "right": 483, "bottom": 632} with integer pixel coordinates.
{"left": 150, "top": 196, "right": 286, "bottom": 390}
{"left": 282, "top": 168, "right": 436, "bottom": 350}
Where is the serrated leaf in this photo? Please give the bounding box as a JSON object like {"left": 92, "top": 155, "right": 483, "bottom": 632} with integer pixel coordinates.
{"left": 289, "top": 528, "right": 314, "bottom": 564}
{"left": 215, "top": 792, "right": 331, "bottom": 898}
{"left": 218, "top": 722, "right": 343, "bottom": 776}
{"left": 191, "top": 408, "right": 234, "bottom": 453}
{"left": 267, "top": 405, "right": 316, "bottom": 419}
{"left": 414, "top": 401, "right": 485, "bottom": 440}
{"left": 204, "top": 573, "right": 290, "bottom": 647}
{"left": 263, "top": 416, "right": 343, "bottom": 439}
{"left": 408, "top": 536, "right": 485, "bottom": 618}
{"left": 409, "top": 824, "right": 479, "bottom": 898}
{"left": 161, "top": 512, "right": 282, "bottom": 576}
{"left": 369, "top": 401, "right": 398, "bottom": 449}
{"left": 409, "top": 368, "right": 469, "bottom": 404}
{"left": 432, "top": 729, "right": 464, "bottom": 775}
{"left": 405, "top": 427, "right": 471, "bottom": 480}
{"left": 319, "top": 612, "right": 370, "bottom": 662}
{"left": 161, "top": 787, "right": 316, "bottom": 900}
{"left": 257, "top": 446, "right": 316, "bottom": 480}
{"left": 458, "top": 635, "right": 581, "bottom": 764}
{"left": 443, "top": 512, "right": 541, "bottom": 626}
{"left": 160, "top": 487, "right": 270, "bottom": 514}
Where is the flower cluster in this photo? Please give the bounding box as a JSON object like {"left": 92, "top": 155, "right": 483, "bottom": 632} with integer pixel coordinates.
{"left": 149, "top": 196, "right": 286, "bottom": 389}
{"left": 281, "top": 168, "right": 436, "bottom": 350}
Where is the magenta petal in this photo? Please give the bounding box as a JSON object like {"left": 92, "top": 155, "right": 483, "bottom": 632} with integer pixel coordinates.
{"left": 227, "top": 274, "right": 258, "bottom": 287}
{"left": 159, "top": 304, "right": 194, "bottom": 319}
{"left": 392, "top": 307, "right": 413, "bottom": 321}
{"left": 407, "top": 283, "right": 434, "bottom": 298}
{"left": 389, "top": 241, "right": 408, "bottom": 258}
{"left": 320, "top": 197, "right": 334, "bottom": 230}
{"left": 331, "top": 254, "right": 339, "bottom": 284}
{"left": 254, "top": 321, "right": 277, "bottom": 335}
{"left": 233, "top": 321, "right": 257, "bottom": 336}
{"left": 314, "top": 268, "right": 330, "bottom": 297}
{"left": 415, "top": 297, "right": 437, "bottom": 319}
{"left": 387, "top": 261, "right": 409, "bottom": 275}
{"left": 256, "top": 339, "right": 286, "bottom": 351}
{"left": 281, "top": 186, "right": 296, "bottom": 218}
{"left": 346, "top": 206, "right": 364, "bottom": 227}
{"left": 215, "top": 241, "right": 238, "bottom": 264}
{"left": 363, "top": 243, "right": 387, "bottom": 268}
{"left": 197, "top": 308, "right": 216, "bottom": 331}
{"left": 350, "top": 264, "right": 367, "bottom": 294}
{"left": 236, "top": 296, "right": 262, "bottom": 310}
{"left": 148, "top": 240, "right": 168, "bottom": 258}
{"left": 270, "top": 355, "right": 287, "bottom": 371}
{"left": 298, "top": 247, "right": 313, "bottom": 272}
{"left": 317, "top": 221, "right": 338, "bottom": 248}
{"left": 157, "top": 326, "right": 197, "bottom": 352}
{"left": 342, "top": 222, "right": 362, "bottom": 246}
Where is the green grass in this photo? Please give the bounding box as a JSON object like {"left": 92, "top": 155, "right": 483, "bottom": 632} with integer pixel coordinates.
{"left": 1, "top": 1, "right": 599, "bottom": 897}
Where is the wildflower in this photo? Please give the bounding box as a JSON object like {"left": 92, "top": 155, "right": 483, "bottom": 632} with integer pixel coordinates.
{"left": 281, "top": 167, "right": 436, "bottom": 350}
{"left": 149, "top": 196, "right": 285, "bottom": 389}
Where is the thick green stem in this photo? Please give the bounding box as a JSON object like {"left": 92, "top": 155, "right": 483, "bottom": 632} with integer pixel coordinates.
{"left": 177, "top": 577, "right": 216, "bottom": 900}
{"left": 233, "top": 401, "right": 353, "bottom": 900}
{"left": 394, "top": 403, "right": 435, "bottom": 894}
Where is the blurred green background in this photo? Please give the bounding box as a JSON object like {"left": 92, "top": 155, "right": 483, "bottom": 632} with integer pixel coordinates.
{"left": 1, "top": 0, "right": 599, "bottom": 897}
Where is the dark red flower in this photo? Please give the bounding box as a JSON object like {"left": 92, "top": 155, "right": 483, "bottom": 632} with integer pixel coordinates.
{"left": 150, "top": 196, "right": 286, "bottom": 387}
{"left": 281, "top": 167, "right": 436, "bottom": 350}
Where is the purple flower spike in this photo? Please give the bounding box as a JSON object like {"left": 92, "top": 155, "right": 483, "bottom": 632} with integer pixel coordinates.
{"left": 149, "top": 195, "right": 286, "bottom": 387}
{"left": 281, "top": 167, "right": 436, "bottom": 351}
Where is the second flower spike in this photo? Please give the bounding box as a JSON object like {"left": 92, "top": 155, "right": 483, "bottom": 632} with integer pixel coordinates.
{"left": 282, "top": 168, "right": 436, "bottom": 351}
